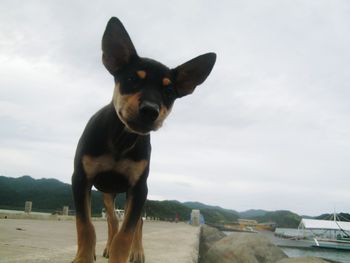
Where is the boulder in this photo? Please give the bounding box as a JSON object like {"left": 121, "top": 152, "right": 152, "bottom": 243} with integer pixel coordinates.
{"left": 277, "top": 257, "right": 331, "bottom": 263}
{"left": 202, "top": 232, "right": 287, "bottom": 263}
{"left": 199, "top": 225, "right": 226, "bottom": 255}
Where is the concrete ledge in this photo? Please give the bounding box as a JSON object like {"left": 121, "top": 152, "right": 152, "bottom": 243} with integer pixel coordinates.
{"left": 143, "top": 221, "right": 200, "bottom": 263}
{"left": 0, "top": 218, "right": 199, "bottom": 263}
{"left": 0, "top": 211, "right": 72, "bottom": 220}
{"left": 0, "top": 210, "right": 107, "bottom": 221}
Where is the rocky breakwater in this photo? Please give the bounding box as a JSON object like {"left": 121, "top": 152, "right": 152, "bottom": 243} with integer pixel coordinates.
{"left": 199, "top": 225, "right": 333, "bottom": 263}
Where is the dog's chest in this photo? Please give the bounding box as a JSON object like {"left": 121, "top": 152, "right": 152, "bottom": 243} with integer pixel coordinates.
{"left": 82, "top": 154, "right": 148, "bottom": 189}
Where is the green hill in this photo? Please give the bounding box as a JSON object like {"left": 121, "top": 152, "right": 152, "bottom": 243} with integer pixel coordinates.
{"left": 0, "top": 175, "right": 320, "bottom": 227}
{"left": 183, "top": 201, "right": 239, "bottom": 223}
{"left": 0, "top": 175, "right": 124, "bottom": 215}
{"left": 248, "top": 210, "right": 302, "bottom": 228}
{"left": 315, "top": 213, "right": 350, "bottom": 221}
{"left": 0, "top": 176, "right": 237, "bottom": 222}
{"left": 183, "top": 201, "right": 223, "bottom": 210}
{"left": 238, "top": 209, "right": 302, "bottom": 228}
{"left": 239, "top": 209, "right": 268, "bottom": 218}
{"left": 144, "top": 200, "right": 191, "bottom": 221}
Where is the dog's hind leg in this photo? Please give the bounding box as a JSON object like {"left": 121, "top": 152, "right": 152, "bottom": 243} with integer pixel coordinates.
{"left": 103, "top": 193, "right": 119, "bottom": 258}
{"left": 71, "top": 170, "right": 96, "bottom": 263}
{"left": 129, "top": 218, "right": 145, "bottom": 263}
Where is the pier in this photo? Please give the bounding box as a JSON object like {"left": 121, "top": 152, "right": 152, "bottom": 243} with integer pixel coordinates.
{"left": 0, "top": 218, "right": 200, "bottom": 263}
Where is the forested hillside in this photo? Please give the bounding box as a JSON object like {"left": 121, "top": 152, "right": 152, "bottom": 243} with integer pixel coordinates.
{"left": 1, "top": 175, "right": 328, "bottom": 227}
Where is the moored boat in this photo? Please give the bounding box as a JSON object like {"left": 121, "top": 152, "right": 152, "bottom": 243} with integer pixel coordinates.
{"left": 313, "top": 237, "right": 350, "bottom": 250}
{"left": 298, "top": 213, "right": 350, "bottom": 251}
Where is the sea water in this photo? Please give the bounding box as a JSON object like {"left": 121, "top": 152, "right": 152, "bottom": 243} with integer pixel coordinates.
{"left": 276, "top": 228, "right": 350, "bottom": 263}
{"left": 282, "top": 247, "right": 350, "bottom": 263}
{"left": 224, "top": 231, "right": 350, "bottom": 263}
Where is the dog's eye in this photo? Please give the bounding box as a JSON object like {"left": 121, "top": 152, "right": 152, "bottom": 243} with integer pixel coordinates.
{"left": 164, "top": 86, "right": 176, "bottom": 100}
{"left": 126, "top": 74, "right": 138, "bottom": 82}
{"left": 126, "top": 71, "right": 146, "bottom": 83}
{"left": 126, "top": 74, "right": 140, "bottom": 84}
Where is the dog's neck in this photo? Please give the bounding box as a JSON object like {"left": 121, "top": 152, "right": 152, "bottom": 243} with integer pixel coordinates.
{"left": 109, "top": 103, "right": 144, "bottom": 158}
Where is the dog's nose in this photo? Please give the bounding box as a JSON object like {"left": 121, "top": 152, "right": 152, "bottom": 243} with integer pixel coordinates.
{"left": 139, "top": 101, "right": 160, "bottom": 122}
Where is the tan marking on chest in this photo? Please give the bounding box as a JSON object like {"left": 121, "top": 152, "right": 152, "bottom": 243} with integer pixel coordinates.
{"left": 82, "top": 155, "right": 148, "bottom": 187}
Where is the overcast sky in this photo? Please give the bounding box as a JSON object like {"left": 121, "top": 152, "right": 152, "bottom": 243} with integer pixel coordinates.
{"left": 1, "top": 0, "right": 349, "bottom": 216}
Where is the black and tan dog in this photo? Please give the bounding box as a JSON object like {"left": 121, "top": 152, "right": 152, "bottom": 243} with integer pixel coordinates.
{"left": 71, "top": 17, "right": 216, "bottom": 263}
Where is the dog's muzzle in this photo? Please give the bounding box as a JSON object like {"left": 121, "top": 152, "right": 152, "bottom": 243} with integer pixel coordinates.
{"left": 139, "top": 101, "right": 160, "bottom": 123}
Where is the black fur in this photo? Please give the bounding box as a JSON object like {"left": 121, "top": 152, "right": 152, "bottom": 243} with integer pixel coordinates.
{"left": 71, "top": 17, "right": 216, "bottom": 262}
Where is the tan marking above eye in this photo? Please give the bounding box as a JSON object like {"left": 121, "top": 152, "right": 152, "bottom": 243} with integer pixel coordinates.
{"left": 162, "top": 78, "right": 172, "bottom": 86}
{"left": 136, "top": 70, "right": 146, "bottom": 79}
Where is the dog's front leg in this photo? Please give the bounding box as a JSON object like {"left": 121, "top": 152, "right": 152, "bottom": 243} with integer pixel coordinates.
{"left": 103, "top": 193, "right": 119, "bottom": 258}
{"left": 129, "top": 218, "right": 145, "bottom": 263}
{"left": 72, "top": 170, "right": 96, "bottom": 263}
{"left": 109, "top": 182, "right": 148, "bottom": 263}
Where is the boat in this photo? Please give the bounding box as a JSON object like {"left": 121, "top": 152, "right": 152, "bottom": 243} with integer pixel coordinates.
{"left": 298, "top": 213, "right": 350, "bottom": 250}
{"left": 313, "top": 237, "right": 350, "bottom": 250}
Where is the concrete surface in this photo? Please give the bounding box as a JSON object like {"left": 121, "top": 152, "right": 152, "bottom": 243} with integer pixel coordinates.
{"left": 0, "top": 219, "right": 200, "bottom": 263}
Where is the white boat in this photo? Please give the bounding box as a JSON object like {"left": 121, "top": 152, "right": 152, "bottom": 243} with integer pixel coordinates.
{"left": 313, "top": 237, "right": 350, "bottom": 250}
{"left": 298, "top": 213, "right": 350, "bottom": 250}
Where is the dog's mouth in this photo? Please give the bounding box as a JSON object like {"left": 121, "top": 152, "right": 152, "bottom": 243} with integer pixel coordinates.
{"left": 125, "top": 120, "right": 156, "bottom": 135}
{"left": 118, "top": 111, "right": 159, "bottom": 135}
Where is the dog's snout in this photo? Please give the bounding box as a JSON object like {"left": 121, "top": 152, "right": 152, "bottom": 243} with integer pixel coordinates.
{"left": 139, "top": 101, "right": 160, "bottom": 122}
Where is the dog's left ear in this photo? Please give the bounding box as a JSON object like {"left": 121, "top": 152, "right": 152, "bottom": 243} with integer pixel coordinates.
{"left": 173, "top": 53, "right": 216, "bottom": 98}
{"left": 102, "top": 17, "right": 138, "bottom": 75}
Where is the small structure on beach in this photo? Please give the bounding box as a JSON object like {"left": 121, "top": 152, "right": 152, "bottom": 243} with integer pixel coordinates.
{"left": 24, "top": 201, "right": 32, "bottom": 214}
{"left": 62, "top": 206, "right": 69, "bottom": 216}
{"left": 190, "top": 210, "right": 200, "bottom": 226}
{"left": 101, "top": 208, "right": 125, "bottom": 220}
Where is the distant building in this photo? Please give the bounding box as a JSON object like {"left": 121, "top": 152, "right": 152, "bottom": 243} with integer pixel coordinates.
{"left": 189, "top": 210, "right": 205, "bottom": 225}
{"left": 237, "top": 219, "right": 276, "bottom": 231}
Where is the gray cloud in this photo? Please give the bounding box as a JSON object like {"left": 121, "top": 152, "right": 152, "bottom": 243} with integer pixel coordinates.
{"left": 1, "top": 0, "right": 349, "bottom": 215}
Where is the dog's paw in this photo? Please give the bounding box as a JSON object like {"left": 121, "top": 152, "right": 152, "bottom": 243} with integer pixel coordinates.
{"left": 129, "top": 250, "right": 145, "bottom": 263}
{"left": 103, "top": 246, "right": 110, "bottom": 258}
{"left": 71, "top": 258, "right": 95, "bottom": 263}
{"left": 71, "top": 254, "right": 96, "bottom": 263}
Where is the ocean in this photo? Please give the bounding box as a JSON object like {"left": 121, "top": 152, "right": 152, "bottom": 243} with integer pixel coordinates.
{"left": 224, "top": 230, "right": 350, "bottom": 263}
{"left": 281, "top": 247, "right": 350, "bottom": 263}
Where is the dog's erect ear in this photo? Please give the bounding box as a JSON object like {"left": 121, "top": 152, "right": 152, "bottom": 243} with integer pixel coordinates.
{"left": 102, "top": 17, "right": 137, "bottom": 75}
{"left": 173, "top": 53, "right": 216, "bottom": 98}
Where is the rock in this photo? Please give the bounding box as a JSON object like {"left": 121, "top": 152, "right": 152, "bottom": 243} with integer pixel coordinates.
{"left": 277, "top": 257, "right": 331, "bottom": 263}
{"left": 199, "top": 225, "right": 226, "bottom": 256}
{"left": 202, "top": 232, "right": 287, "bottom": 263}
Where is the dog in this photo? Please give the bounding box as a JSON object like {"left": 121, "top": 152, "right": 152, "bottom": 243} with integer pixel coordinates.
{"left": 71, "top": 17, "right": 216, "bottom": 263}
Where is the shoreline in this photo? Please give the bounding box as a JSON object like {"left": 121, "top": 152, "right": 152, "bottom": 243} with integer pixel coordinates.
{"left": 198, "top": 225, "right": 347, "bottom": 263}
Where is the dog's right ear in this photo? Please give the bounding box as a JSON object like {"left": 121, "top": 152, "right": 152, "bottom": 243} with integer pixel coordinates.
{"left": 102, "top": 17, "right": 137, "bottom": 75}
